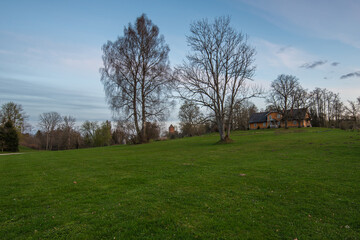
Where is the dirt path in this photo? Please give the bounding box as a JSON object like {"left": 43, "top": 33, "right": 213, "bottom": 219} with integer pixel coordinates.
{"left": 0, "top": 153, "right": 24, "bottom": 156}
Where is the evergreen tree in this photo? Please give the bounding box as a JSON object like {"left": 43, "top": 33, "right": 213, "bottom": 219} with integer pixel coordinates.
{"left": 3, "top": 121, "right": 19, "bottom": 152}
{"left": 0, "top": 126, "right": 5, "bottom": 152}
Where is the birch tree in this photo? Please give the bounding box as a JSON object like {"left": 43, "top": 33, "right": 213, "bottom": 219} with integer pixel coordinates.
{"left": 100, "top": 14, "right": 171, "bottom": 143}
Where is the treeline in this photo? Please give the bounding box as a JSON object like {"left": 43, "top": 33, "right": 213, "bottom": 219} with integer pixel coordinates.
{"left": 0, "top": 102, "right": 164, "bottom": 151}
{"left": 24, "top": 117, "right": 162, "bottom": 151}
{"left": 175, "top": 100, "right": 257, "bottom": 138}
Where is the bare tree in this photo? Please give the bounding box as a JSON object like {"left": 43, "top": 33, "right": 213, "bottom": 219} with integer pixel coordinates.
{"left": 178, "top": 100, "right": 205, "bottom": 136}
{"left": 100, "top": 14, "right": 171, "bottom": 143}
{"left": 61, "top": 115, "right": 76, "bottom": 150}
{"left": 232, "top": 100, "right": 258, "bottom": 130}
{"left": 267, "top": 74, "right": 300, "bottom": 128}
{"left": 175, "top": 16, "right": 260, "bottom": 142}
{"left": 308, "top": 88, "right": 344, "bottom": 127}
{"left": 345, "top": 100, "right": 359, "bottom": 123}
{"left": 292, "top": 86, "right": 311, "bottom": 127}
{"left": 39, "top": 112, "right": 62, "bottom": 150}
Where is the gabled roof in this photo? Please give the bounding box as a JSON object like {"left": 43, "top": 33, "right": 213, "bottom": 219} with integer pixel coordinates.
{"left": 249, "top": 112, "right": 268, "bottom": 123}
{"left": 286, "top": 108, "right": 309, "bottom": 120}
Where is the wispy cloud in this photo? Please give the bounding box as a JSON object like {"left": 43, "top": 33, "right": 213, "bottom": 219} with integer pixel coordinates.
{"left": 340, "top": 71, "right": 360, "bottom": 79}
{"left": 300, "top": 60, "right": 327, "bottom": 69}
{"left": 0, "top": 77, "right": 110, "bottom": 123}
{"left": 253, "top": 39, "right": 316, "bottom": 70}
{"left": 240, "top": 0, "right": 360, "bottom": 49}
{"left": 331, "top": 62, "right": 340, "bottom": 66}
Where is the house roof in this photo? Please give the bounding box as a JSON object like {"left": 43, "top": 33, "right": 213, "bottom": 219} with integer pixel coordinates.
{"left": 249, "top": 108, "right": 310, "bottom": 124}
{"left": 249, "top": 112, "right": 269, "bottom": 123}
{"left": 286, "top": 108, "right": 309, "bottom": 120}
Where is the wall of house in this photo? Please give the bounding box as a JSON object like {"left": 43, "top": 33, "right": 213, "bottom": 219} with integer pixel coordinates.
{"left": 280, "top": 119, "right": 311, "bottom": 128}
{"left": 249, "top": 111, "right": 311, "bottom": 130}
{"left": 267, "top": 112, "right": 282, "bottom": 121}
{"left": 249, "top": 122, "right": 268, "bottom": 129}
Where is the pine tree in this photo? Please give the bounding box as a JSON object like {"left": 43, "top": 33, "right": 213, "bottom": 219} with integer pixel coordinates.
{"left": 4, "top": 121, "right": 19, "bottom": 152}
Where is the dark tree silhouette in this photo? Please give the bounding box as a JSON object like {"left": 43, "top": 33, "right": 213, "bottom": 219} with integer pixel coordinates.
{"left": 2, "top": 121, "right": 19, "bottom": 152}
{"left": 100, "top": 14, "right": 171, "bottom": 143}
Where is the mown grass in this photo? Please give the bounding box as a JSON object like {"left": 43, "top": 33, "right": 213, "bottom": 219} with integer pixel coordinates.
{"left": 0, "top": 128, "right": 359, "bottom": 239}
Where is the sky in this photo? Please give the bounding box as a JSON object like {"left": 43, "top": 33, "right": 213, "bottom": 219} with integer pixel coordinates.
{"left": 1, "top": 0, "right": 359, "bottom": 129}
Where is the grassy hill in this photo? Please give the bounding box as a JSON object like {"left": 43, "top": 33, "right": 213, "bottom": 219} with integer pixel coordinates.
{"left": 0, "top": 128, "right": 359, "bottom": 239}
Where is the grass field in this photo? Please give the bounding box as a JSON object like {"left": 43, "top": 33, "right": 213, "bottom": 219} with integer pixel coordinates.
{"left": 0, "top": 128, "right": 359, "bottom": 239}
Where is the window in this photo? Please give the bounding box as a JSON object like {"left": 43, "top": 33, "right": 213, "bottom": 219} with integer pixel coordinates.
{"left": 263, "top": 122, "right": 266, "bottom": 127}
{"left": 269, "top": 115, "right": 272, "bottom": 120}
{"left": 254, "top": 123, "right": 257, "bottom": 127}
{"left": 293, "top": 120, "right": 297, "bottom": 125}
{"left": 277, "top": 114, "right": 281, "bottom": 119}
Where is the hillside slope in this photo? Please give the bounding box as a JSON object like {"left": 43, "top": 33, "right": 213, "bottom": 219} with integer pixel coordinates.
{"left": 0, "top": 128, "right": 359, "bottom": 239}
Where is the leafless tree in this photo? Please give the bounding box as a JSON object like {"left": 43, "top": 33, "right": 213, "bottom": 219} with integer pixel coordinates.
{"left": 178, "top": 100, "right": 205, "bottom": 136}
{"left": 345, "top": 100, "right": 359, "bottom": 123}
{"left": 232, "top": 100, "right": 258, "bottom": 130}
{"left": 39, "top": 112, "right": 62, "bottom": 150}
{"left": 175, "top": 16, "right": 261, "bottom": 142}
{"left": 308, "top": 88, "right": 344, "bottom": 127}
{"left": 292, "top": 86, "right": 311, "bottom": 127}
{"left": 61, "top": 115, "right": 76, "bottom": 150}
{"left": 100, "top": 14, "right": 171, "bottom": 143}
{"left": 267, "top": 74, "right": 300, "bottom": 128}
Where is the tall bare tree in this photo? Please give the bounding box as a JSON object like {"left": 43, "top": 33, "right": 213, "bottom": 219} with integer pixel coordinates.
{"left": 61, "top": 115, "right": 76, "bottom": 150}
{"left": 345, "top": 100, "right": 359, "bottom": 123}
{"left": 100, "top": 14, "right": 171, "bottom": 143}
{"left": 267, "top": 74, "right": 300, "bottom": 128}
{"left": 175, "top": 16, "right": 260, "bottom": 142}
{"left": 292, "top": 86, "right": 311, "bottom": 127}
{"left": 308, "top": 88, "right": 344, "bottom": 127}
{"left": 39, "top": 112, "right": 62, "bottom": 150}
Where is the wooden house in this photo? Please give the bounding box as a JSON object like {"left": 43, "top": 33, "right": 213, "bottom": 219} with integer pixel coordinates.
{"left": 169, "top": 124, "right": 175, "bottom": 134}
{"left": 249, "top": 108, "right": 311, "bottom": 129}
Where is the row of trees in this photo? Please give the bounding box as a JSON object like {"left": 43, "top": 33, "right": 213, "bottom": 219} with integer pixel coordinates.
{"left": 177, "top": 99, "right": 258, "bottom": 137}
{"left": 265, "top": 74, "right": 360, "bottom": 129}
{"left": 100, "top": 14, "right": 262, "bottom": 143}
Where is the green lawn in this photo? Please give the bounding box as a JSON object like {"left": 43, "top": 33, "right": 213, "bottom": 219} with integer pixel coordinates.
{"left": 0, "top": 128, "right": 359, "bottom": 239}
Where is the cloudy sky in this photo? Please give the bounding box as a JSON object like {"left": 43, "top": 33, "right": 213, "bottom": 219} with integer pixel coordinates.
{"left": 1, "top": 0, "right": 359, "bottom": 127}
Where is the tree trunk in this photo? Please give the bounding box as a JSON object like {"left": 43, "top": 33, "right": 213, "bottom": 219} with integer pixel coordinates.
{"left": 67, "top": 130, "right": 71, "bottom": 150}
{"left": 216, "top": 116, "right": 227, "bottom": 142}
{"left": 141, "top": 81, "right": 147, "bottom": 143}
{"left": 132, "top": 85, "right": 141, "bottom": 143}
{"left": 46, "top": 132, "right": 49, "bottom": 150}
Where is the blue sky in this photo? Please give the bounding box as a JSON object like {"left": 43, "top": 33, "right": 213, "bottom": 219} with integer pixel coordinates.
{"left": 1, "top": 0, "right": 359, "bottom": 127}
